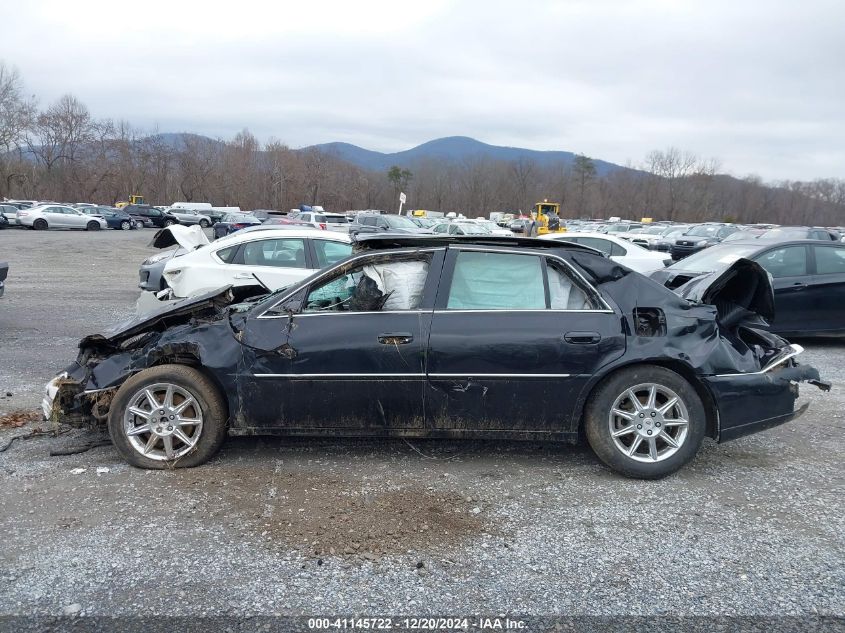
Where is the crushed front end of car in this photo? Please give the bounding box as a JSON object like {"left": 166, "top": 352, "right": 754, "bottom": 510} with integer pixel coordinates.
{"left": 42, "top": 287, "right": 243, "bottom": 427}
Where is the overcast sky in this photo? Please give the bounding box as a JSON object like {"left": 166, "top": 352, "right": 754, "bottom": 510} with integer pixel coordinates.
{"left": 3, "top": 0, "right": 843, "bottom": 180}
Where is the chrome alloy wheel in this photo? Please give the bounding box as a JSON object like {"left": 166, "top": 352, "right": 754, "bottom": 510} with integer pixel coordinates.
{"left": 123, "top": 382, "right": 204, "bottom": 461}
{"left": 608, "top": 383, "right": 689, "bottom": 463}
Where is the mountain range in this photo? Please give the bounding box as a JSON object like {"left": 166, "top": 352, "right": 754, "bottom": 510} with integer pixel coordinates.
{"left": 306, "top": 136, "right": 626, "bottom": 175}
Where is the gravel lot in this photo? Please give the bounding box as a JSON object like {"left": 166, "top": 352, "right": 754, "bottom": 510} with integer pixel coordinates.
{"left": 0, "top": 228, "right": 843, "bottom": 620}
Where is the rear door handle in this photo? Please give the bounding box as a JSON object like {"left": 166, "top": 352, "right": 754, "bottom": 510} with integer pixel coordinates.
{"left": 233, "top": 273, "right": 254, "bottom": 280}
{"left": 564, "top": 331, "right": 601, "bottom": 344}
{"left": 790, "top": 282, "right": 807, "bottom": 291}
{"left": 378, "top": 332, "right": 414, "bottom": 345}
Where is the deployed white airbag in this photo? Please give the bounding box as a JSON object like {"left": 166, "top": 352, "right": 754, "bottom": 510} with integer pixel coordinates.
{"left": 362, "top": 261, "right": 429, "bottom": 310}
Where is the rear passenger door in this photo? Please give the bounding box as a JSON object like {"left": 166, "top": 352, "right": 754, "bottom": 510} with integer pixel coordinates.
{"left": 752, "top": 244, "right": 811, "bottom": 334}
{"left": 44, "top": 206, "right": 69, "bottom": 228}
{"left": 425, "top": 248, "right": 626, "bottom": 435}
{"left": 808, "top": 244, "right": 845, "bottom": 333}
{"left": 232, "top": 237, "right": 310, "bottom": 290}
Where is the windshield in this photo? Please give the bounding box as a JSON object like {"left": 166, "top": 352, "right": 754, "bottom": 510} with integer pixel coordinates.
{"left": 460, "top": 223, "right": 491, "bottom": 235}
{"left": 225, "top": 213, "right": 258, "bottom": 223}
{"left": 384, "top": 215, "right": 418, "bottom": 229}
{"left": 685, "top": 225, "right": 723, "bottom": 237}
{"left": 758, "top": 228, "right": 809, "bottom": 240}
{"left": 669, "top": 244, "right": 761, "bottom": 272}
{"left": 325, "top": 216, "right": 347, "bottom": 224}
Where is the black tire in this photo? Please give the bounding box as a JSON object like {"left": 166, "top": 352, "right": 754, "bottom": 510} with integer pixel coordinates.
{"left": 584, "top": 365, "right": 705, "bottom": 479}
{"left": 33, "top": 218, "right": 48, "bottom": 230}
{"left": 108, "top": 364, "right": 228, "bottom": 469}
{"left": 199, "top": 219, "right": 210, "bottom": 228}
{"left": 164, "top": 219, "right": 176, "bottom": 227}
{"left": 86, "top": 221, "right": 101, "bottom": 231}
{"left": 120, "top": 220, "right": 131, "bottom": 230}
{"left": 134, "top": 220, "right": 145, "bottom": 229}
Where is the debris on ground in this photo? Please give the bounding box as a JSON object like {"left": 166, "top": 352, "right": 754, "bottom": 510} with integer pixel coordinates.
{"left": 0, "top": 409, "right": 41, "bottom": 428}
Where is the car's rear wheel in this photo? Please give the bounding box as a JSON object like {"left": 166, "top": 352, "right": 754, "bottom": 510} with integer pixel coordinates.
{"left": 584, "top": 366, "right": 705, "bottom": 479}
{"left": 33, "top": 218, "right": 48, "bottom": 230}
{"left": 86, "top": 221, "right": 101, "bottom": 231}
{"left": 199, "top": 219, "right": 210, "bottom": 228}
{"left": 134, "top": 220, "right": 144, "bottom": 229}
{"left": 108, "top": 364, "right": 228, "bottom": 469}
{"left": 120, "top": 220, "right": 131, "bottom": 230}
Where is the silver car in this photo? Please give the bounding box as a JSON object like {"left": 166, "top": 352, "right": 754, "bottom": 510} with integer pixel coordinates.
{"left": 16, "top": 204, "right": 107, "bottom": 230}
{"left": 167, "top": 208, "right": 213, "bottom": 227}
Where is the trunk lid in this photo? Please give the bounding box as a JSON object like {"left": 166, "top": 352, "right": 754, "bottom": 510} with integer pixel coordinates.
{"left": 673, "top": 258, "right": 775, "bottom": 329}
{"left": 150, "top": 225, "right": 210, "bottom": 250}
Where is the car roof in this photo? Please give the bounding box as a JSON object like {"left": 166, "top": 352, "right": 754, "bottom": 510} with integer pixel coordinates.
{"left": 353, "top": 233, "right": 600, "bottom": 253}
{"left": 214, "top": 227, "right": 352, "bottom": 245}
{"left": 703, "top": 239, "right": 839, "bottom": 249}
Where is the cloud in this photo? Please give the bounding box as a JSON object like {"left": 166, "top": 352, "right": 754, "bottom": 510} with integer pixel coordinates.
{"left": 2, "top": 0, "right": 843, "bottom": 180}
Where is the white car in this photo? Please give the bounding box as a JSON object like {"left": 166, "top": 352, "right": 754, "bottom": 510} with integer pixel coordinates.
{"left": 432, "top": 220, "right": 493, "bottom": 236}
{"left": 292, "top": 210, "right": 350, "bottom": 233}
{"left": 539, "top": 231, "right": 670, "bottom": 273}
{"left": 16, "top": 204, "right": 107, "bottom": 231}
{"left": 158, "top": 226, "right": 353, "bottom": 298}
{"left": 167, "top": 207, "right": 213, "bottom": 227}
{"left": 465, "top": 218, "right": 513, "bottom": 236}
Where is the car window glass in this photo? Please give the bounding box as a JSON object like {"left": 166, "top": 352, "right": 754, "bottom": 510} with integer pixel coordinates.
{"left": 215, "top": 245, "right": 238, "bottom": 264}
{"left": 448, "top": 225, "right": 459, "bottom": 235}
{"left": 242, "top": 238, "right": 307, "bottom": 268}
{"left": 546, "top": 260, "right": 594, "bottom": 310}
{"left": 577, "top": 237, "right": 613, "bottom": 256}
{"left": 304, "top": 255, "right": 431, "bottom": 312}
{"left": 754, "top": 246, "right": 807, "bottom": 278}
{"left": 610, "top": 242, "right": 627, "bottom": 256}
{"left": 447, "top": 251, "right": 545, "bottom": 310}
{"left": 814, "top": 246, "right": 845, "bottom": 274}
{"left": 312, "top": 240, "right": 352, "bottom": 268}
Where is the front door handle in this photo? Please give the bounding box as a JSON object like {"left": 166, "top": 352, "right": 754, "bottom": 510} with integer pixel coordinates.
{"left": 789, "top": 282, "right": 807, "bottom": 291}
{"left": 564, "top": 331, "right": 601, "bottom": 344}
{"left": 233, "top": 273, "right": 254, "bottom": 280}
{"left": 378, "top": 332, "right": 414, "bottom": 345}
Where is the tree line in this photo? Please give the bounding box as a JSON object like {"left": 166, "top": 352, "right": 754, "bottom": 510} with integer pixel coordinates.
{"left": 1, "top": 61, "right": 843, "bottom": 225}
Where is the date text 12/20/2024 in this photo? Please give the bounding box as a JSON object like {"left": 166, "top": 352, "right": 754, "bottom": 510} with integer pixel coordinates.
{"left": 307, "top": 617, "right": 527, "bottom": 630}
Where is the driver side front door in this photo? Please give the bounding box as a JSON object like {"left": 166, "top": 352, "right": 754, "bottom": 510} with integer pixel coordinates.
{"left": 238, "top": 249, "right": 445, "bottom": 433}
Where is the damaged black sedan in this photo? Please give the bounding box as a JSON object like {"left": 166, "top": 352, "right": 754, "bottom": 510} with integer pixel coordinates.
{"left": 43, "top": 235, "right": 828, "bottom": 479}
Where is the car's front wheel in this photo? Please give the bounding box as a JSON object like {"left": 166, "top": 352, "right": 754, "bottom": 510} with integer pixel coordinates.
{"left": 86, "top": 221, "right": 101, "bottom": 231}
{"left": 584, "top": 366, "right": 705, "bottom": 479}
{"left": 108, "top": 364, "right": 228, "bottom": 469}
{"left": 164, "top": 219, "right": 176, "bottom": 227}
{"left": 120, "top": 220, "right": 131, "bottom": 230}
{"left": 199, "top": 219, "right": 210, "bottom": 228}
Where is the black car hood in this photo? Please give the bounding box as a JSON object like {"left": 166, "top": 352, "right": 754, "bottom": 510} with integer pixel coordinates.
{"left": 672, "top": 258, "right": 775, "bottom": 328}
{"left": 80, "top": 287, "right": 234, "bottom": 347}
